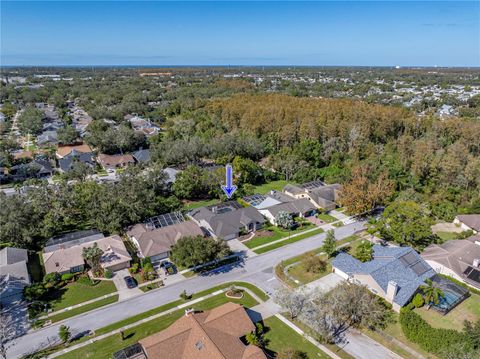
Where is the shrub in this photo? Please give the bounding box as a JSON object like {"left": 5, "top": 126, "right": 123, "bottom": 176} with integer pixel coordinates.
{"left": 354, "top": 240, "right": 374, "bottom": 262}
{"left": 78, "top": 275, "right": 95, "bottom": 286}
{"left": 24, "top": 283, "right": 48, "bottom": 301}
{"left": 412, "top": 293, "right": 424, "bottom": 308}
{"left": 43, "top": 272, "right": 62, "bottom": 288}
{"left": 104, "top": 269, "right": 113, "bottom": 279}
{"left": 129, "top": 263, "right": 139, "bottom": 274}
{"left": 141, "top": 257, "right": 152, "bottom": 268}
{"left": 399, "top": 308, "right": 470, "bottom": 356}
{"left": 301, "top": 252, "right": 327, "bottom": 273}
{"left": 61, "top": 273, "right": 75, "bottom": 282}
{"left": 142, "top": 263, "right": 157, "bottom": 281}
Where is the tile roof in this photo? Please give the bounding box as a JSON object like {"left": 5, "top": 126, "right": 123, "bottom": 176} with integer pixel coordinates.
{"left": 139, "top": 302, "right": 266, "bottom": 359}
{"left": 333, "top": 245, "right": 436, "bottom": 306}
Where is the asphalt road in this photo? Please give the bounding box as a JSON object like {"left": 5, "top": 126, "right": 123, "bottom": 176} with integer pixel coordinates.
{"left": 8, "top": 220, "right": 366, "bottom": 359}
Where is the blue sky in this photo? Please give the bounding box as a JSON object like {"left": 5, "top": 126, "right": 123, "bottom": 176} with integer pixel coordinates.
{"left": 1, "top": 1, "right": 478, "bottom": 66}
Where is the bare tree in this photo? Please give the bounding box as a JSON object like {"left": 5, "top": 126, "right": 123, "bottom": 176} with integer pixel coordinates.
{"left": 0, "top": 311, "right": 16, "bottom": 359}
{"left": 274, "top": 287, "right": 308, "bottom": 320}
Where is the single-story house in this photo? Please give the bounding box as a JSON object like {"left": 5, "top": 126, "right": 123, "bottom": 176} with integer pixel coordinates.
{"left": 97, "top": 153, "right": 135, "bottom": 170}
{"left": 43, "top": 231, "right": 131, "bottom": 274}
{"left": 132, "top": 149, "right": 151, "bottom": 164}
{"left": 127, "top": 220, "right": 205, "bottom": 263}
{"left": 36, "top": 130, "right": 58, "bottom": 146}
{"left": 56, "top": 144, "right": 93, "bottom": 159}
{"left": 258, "top": 198, "right": 316, "bottom": 225}
{"left": 421, "top": 234, "right": 480, "bottom": 289}
{"left": 0, "top": 247, "right": 30, "bottom": 305}
{"left": 454, "top": 214, "right": 480, "bottom": 233}
{"left": 135, "top": 302, "right": 266, "bottom": 359}
{"left": 189, "top": 201, "right": 265, "bottom": 240}
{"left": 9, "top": 159, "right": 53, "bottom": 180}
{"left": 58, "top": 150, "right": 95, "bottom": 173}
{"left": 332, "top": 245, "right": 436, "bottom": 312}
{"left": 284, "top": 180, "right": 342, "bottom": 211}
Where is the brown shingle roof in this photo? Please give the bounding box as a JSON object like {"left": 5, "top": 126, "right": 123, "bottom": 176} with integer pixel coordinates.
{"left": 97, "top": 153, "right": 135, "bottom": 167}
{"left": 139, "top": 302, "right": 266, "bottom": 359}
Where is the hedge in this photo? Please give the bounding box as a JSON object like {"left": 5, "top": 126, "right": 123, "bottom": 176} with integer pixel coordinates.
{"left": 399, "top": 308, "right": 470, "bottom": 357}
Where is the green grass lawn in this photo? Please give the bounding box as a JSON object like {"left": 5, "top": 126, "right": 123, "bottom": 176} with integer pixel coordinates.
{"left": 56, "top": 292, "right": 258, "bottom": 359}
{"left": 287, "top": 254, "right": 332, "bottom": 285}
{"left": 245, "top": 223, "right": 314, "bottom": 249}
{"left": 183, "top": 198, "right": 219, "bottom": 210}
{"left": 415, "top": 293, "right": 480, "bottom": 331}
{"left": 435, "top": 231, "right": 460, "bottom": 242}
{"left": 254, "top": 228, "right": 325, "bottom": 254}
{"left": 252, "top": 180, "right": 291, "bottom": 194}
{"left": 50, "top": 295, "right": 119, "bottom": 323}
{"left": 48, "top": 280, "right": 117, "bottom": 312}
{"left": 263, "top": 316, "right": 330, "bottom": 359}
{"left": 316, "top": 213, "right": 337, "bottom": 223}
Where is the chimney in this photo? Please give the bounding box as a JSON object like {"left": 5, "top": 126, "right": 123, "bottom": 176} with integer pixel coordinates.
{"left": 473, "top": 258, "right": 480, "bottom": 268}
{"left": 386, "top": 281, "right": 398, "bottom": 303}
{"left": 185, "top": 308, "right": 194, "bottom": 316}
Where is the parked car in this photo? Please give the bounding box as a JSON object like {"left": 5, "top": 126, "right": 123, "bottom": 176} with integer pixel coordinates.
{"left": 123, "top": 276, "right": 137, "bottom": 288}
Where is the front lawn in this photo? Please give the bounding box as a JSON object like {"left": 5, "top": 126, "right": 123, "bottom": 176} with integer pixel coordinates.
{"left": 415, "top": 293, "right": 480, "bottom": 331}
{"left": 50, "top": 295, "right": 119, "bottom": 323}
{"left": 245, "top": 223, "right": 314, "bottom": 249}
{"left": 183, "top": 198, "right": 219, "bottom": 210}
{"left": 48, "top": 279, "right": 117, "bottom": 312}
{"left": 56, "top": 291, "right": 258, "bottom": 359}
{"left": 287, "top": 254, "right": 332, "bottom": 285}
{"left": 316, "top": 213, "right": 336, "bottom": 223}
{"left": 263, "top": 316, "right": 330, "bottom": 359}
{"left": 254, "top": 228, "right": 325, "bottom": 254}
{"left": 252, "top": 180, "right": 291, "bottom": 194}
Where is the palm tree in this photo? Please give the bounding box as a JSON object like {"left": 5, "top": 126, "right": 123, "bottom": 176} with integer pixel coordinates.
{"left": 420, "top": 279, "right": 445, "bottom": 308}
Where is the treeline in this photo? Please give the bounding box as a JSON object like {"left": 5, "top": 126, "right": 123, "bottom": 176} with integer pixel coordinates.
{"left": 0, "top": 166, "right": 180, "bottom": 249}
{"left": 204, "top": 94, "right": 480, "bottom": 219}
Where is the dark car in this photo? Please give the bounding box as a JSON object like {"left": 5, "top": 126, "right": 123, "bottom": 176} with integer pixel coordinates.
{"left": 123, "top": 276, "right": 137, "bottom": 289}
{"left": 160, "top": 261, "right": 177, "bottom": 275}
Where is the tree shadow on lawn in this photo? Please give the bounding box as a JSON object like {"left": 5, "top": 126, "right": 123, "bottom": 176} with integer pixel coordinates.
{"left": 199, "top": 257, "right": 246, "bottom": 277}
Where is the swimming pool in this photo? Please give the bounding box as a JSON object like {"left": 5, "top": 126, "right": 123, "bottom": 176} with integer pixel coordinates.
{"left": 429, "top": 275, "right": 469, "bottom": 314}
{"left": 432, "top": 290, "right": 463, "bottom": 311}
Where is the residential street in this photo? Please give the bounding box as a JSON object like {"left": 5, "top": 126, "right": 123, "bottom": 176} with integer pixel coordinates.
{"left": 8, "top": 220, "right": 366, "bottom": 359}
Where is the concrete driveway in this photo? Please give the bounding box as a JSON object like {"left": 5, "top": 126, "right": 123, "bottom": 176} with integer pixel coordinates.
{"left": 303, "top": 273, "right": 344, "bottom": 294}
{"left": 228, "top": 238, "right": 256, "bottom": 258}
{"left": 112, "top": 269, "right": 143, "bottom": 301}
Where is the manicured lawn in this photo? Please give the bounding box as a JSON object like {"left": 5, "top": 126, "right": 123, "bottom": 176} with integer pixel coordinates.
{"left": 50, "top": 295, "right": 119, "bottom": 323}
{"left": 254, "top": 228, "right": 324, "bottom": 254}
{"left": 57, "top": 292, "right": 258, "bottom": 359}
{"left": 95, "top": 281, "right": 267, "bottom": 335}
{"left": 415, "top": 293, "right": 480, "bottom": 331}
{"left": 252, "top": 180, "right": 291, "bottom": 194}
{"left": 287, "top": 254, "right": 332, "bottom": 285}
{"left": 436, "top": 231, "right": 460, "bottom": 242}
{"left": 263, "top": 316, "right": 330, "bottom": 359}
{"left": 183, "top": 198, "right": 219, "bottom": 210}
{"left": 245, "top": 223, "right": 314, "bottom": 249}
{"left": 48, "top": 280, "right": 117, "bottom": 312}
{"left": 317, "top": 213, "right": 336, "bottom": 223}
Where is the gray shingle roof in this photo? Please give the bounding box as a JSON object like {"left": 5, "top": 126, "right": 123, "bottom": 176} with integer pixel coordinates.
{"left": 457, "top": 214, "right": 480, "bottom": 232}
{"left": 133, "top": 149, "right": 151, "bottom": 163}
{"left": 333, "top": 245, "right": 436, "bottom": 306}
{"left": 0, "top": 247, "right": 28, "bottom": 265}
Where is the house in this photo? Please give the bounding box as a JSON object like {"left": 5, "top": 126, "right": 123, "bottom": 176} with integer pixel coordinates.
{"left": 43, "top": 230, "right": 131, "bottom": 274}
{"left": 97, "top": 154, "right": 135, "bottom": 171}
{"left": 332, "top": 245, "right": 436, "bottom": 312}
{"left": 0, "top": 247, "right": 30, "bottom": 305}
{"left": 135, "top": 302, "right": 266, "bottom": 359}
{"left": 421, "top": 234, "right": 480, "bottom": 289}
{"left": 283, "top": 180, "right": 342, "bottom": 211}
{"left": 189, "top": 201, "right": 265, "bottom": 240}
{"left": 132, "top": 149, "right": 151, "bottom": 164}
{"left": 127, "top": 219, "right": 205, "bottom": 263}
{"left": 56, "top": 144, "right": 93, "bottom": 159}
{"left": 9, "top": 159, "right": 53, "bottom": 180}
{"left": 58, "top": 150, "right": 95, "bottom": 173}
{"left": 258, "top": 198, "right": 316, "bottom": 225}
{"left": 36, "top": 130, "right": 58, "bottom": 146}
{"left": 454, "top": 214, "right": 480, "bottom": 233}
{"left": 127, "top": 115, "right": 161, "bottom": 137}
